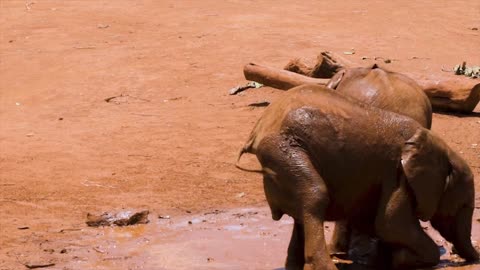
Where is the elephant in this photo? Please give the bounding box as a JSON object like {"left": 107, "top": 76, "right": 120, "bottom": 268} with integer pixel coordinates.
{"left": 325, "top": 65, "right": 433, "bottom": 260}
{"left": 327, "top": 64, "right": 432, "bottom": 129}
{"left": 236, "top": 85, "right": 478, "bottom": 270}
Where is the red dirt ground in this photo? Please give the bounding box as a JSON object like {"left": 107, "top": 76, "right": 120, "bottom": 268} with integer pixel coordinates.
{"left": 1, "top": 1, "right": 479, "bottom": 269}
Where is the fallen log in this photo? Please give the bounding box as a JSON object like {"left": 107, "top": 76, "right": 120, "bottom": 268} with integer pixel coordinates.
{"left": 284, "top": 51, "right": 355, "bottom": 78}
{"left": 243, "top": 63, "right": 329, "bottom": 90}
{"left": 245, "top": 61, "right": 480, "bottom": 113}
{"left": 412, "top": 75, "right": 480, "bottom": 113}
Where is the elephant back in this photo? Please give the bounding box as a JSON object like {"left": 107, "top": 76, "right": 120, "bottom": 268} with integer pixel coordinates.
{"left": 328, "top": 66, "right": 432, "bottom": 129}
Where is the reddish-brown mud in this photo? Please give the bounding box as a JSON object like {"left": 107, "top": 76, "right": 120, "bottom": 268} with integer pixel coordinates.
{"left": 1, "top": 1, "right": 479, "bottom": 269}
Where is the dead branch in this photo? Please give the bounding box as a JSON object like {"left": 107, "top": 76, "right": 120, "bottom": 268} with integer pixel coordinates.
{"left": 410, "top": 75, "right": 480, "bottom": 113}
{"left": 244, "top": 63, "right": 329, "bottom": 90}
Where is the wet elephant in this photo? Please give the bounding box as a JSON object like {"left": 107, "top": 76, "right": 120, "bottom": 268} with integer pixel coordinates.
{"left": 236, "top": 85, "right": 478, "bottom": 270}
{"left": 327, "top": 64, "right": 432, "bottom": 129}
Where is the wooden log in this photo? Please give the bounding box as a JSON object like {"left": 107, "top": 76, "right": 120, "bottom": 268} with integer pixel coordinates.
{"left": 284, "top": 51, "right": 353, "bottom": 78}
{"left": 410, "top": 75, "right": 480, "bottom": 113}
{"left": 244, "top": 62, "right": 480, "bottom": 113}
{"left": 243, "top": 63, "right": 329, "bottom": 90}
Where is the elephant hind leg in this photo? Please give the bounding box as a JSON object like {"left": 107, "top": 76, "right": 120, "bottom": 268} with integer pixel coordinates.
{"left": 328, "top": 220, "right": 350, "bottom": 257}
{"left": 286, "top": 222, "right": 305, "bottom": 270}
{"left": 375, "top": 177, "right": 439, "bottom": 269}
{"left": 256, "top": 135, "right": 337, "bottom": 270}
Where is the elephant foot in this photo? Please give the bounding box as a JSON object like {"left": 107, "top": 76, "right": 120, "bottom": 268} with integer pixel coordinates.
{"left": 392, "top": 247, "right": 439, "bottom": 270}
{"left": 329, "top": 221, "right": 350, "bottom": 258}
{"left": 285, "top": 260, "right": 304, "bottom": 270}
{"left": 286, "top": 222, "right": 305, "bottom": 270}
{"left": 303, "top": 262, "right": 338, "bottom": 270}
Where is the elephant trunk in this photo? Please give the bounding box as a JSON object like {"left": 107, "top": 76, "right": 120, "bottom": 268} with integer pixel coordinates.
{"left": 451, "top": 206, "right": 479, "bottom": 261}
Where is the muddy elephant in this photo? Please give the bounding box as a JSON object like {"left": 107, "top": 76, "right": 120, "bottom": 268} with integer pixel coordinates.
{"left": 327, "top": 64, "right": 432, "bottom": 129}
{"left": 325, "top": 65, "right": 433, "bottom": 259}
{"left": 236, "top": 85, "right": 478, "bottom": 270}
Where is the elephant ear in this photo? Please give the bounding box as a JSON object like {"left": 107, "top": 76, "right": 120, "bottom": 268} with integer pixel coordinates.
{"left": 326, "top": 69, "right": 346, "bottom": 89}
{"left": 401, "top": 129, "right": 450, "bottom": 221}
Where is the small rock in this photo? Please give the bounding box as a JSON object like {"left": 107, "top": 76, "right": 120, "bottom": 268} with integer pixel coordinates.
{"left": 188, "top": 221, "right": 193, "bottom": 225}
{"left": 470, "top": 27, "right": 478, "bottom": 31}
{"left": 207, "top": 257, "right": 214, "bottom": 262}
{"left": 158, "top": 215, "right": 170, "bottom": 219}
{"left": 58, "top": 117, "right": 63, "bottom": 121}
{"left": 384, "top": 59, "right": 392, "bottom": 64}
{"left": 26, "top": 133, "right": 34, "bottom": 137}
{"left": 86, "top": 210, "right": 149, "bottom": 227}
{"left": 60, "top": 249, "right": 67, "bottom": 254}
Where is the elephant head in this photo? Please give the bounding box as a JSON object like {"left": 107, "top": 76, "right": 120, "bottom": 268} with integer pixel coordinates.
{"left": 401, "top": 129, "right": 479, "bottom": 261}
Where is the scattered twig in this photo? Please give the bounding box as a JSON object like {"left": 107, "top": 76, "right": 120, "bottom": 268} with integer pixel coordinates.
{"left": 59, "top": 228, "right": 81, "bottom": 233}
{"left": 93, "top": 247, "right": 105, "bottom": 254}
{"left": 229, "top": 81, "right": 263, "bottom": 95}
{"left": 105, "top": 94, "right": 150, "bottom": 104}
{"left": 409, "top": 56, "right": 431, "bottom": 60}
{"left": 24, "top": 263, "right": 55, "bottom": 269}
{"left": 81, "top": 180, "right": 116, "bottom": 189}
{"left": 163, "top": 96, "right": 185, "bottom": 102}
{"left": 373, "top": 56, "right": 398, "bottom": 63}
{"left": 130, "top": 113, "right": 162, "bottom": 117}
{"left": 248, "top": 101, "right": 270, "bottom": 107}
{"left": 127, "top": 154, "right": 153, "bottom": 158}
{"left": 25, "top": 2, "right": 35, "bottom": 11}
{"left": 105, "top": 94, "right": 124, "bottom": 103}
{"left": 97, "top": 24, "right": 110, "bottom": 29}
{"left": 73, "top": 46, "right": 96, "bottom": 49}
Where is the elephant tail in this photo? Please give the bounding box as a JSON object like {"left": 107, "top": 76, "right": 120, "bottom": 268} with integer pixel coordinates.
{"left": 235, "top": 134, "right": 264, "bottom": 174}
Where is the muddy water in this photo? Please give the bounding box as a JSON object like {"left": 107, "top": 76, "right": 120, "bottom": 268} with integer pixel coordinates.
{"left": 52, "top": 207, "right": 480, "bottom": 270}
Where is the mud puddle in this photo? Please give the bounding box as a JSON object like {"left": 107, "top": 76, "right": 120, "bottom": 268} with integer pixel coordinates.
{"left": 18, "top": 207, "right": 479, "bottom": 270}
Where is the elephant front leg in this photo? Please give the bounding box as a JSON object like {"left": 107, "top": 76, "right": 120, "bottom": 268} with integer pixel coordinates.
{"left": 375, "top": 178, "right": 440, "bottom": 269}
{"left": 286, "top": 222, "right": 305, "bottom": 270}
